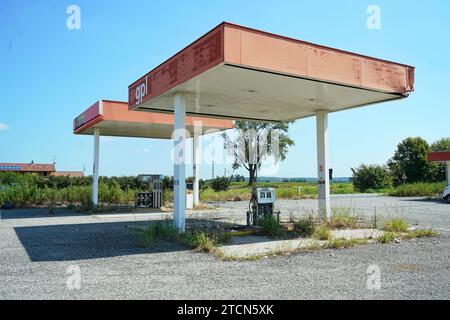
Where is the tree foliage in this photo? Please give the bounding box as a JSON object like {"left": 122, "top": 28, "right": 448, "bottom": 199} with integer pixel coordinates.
{"left": 387, "top": 137, "right": 432, "bottom": 185}
{"left": 222, "top": 121, "right": 295, "bottom": 186}
{"left": 351, "top": 164, "right": 392, "bottom": 192}
{"left": 210, "top": 176, "right": 230, "bottom": 192}
{"left": 387, "top": 137, "right": 450, "bottom": 185}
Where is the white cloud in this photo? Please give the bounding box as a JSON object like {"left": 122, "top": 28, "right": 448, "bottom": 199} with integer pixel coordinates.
{"left": 137, "top": 148, "right": 150, "bottom": 153}
{"left": 0, "top": 123, "right": 10, "bottom": 132}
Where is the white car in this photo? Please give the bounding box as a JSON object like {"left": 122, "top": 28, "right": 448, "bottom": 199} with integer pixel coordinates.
{"left": 444, "top": 185, "right": 450, "bottom": 203}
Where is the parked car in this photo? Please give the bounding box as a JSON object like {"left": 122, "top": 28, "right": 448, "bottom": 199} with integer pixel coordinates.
{"left": 444, "top": 185, "right": 450, "bottom": 203}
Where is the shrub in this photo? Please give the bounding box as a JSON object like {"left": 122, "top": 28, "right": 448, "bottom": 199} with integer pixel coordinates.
{"left": 210, "top": 176, "right": 230, "bottom": 192}
{"left": 351, "top": 164, "right": 392, "bottom": 192}
{"left": 261, "top": 214, "right": 283, "bottom": 237}
{"left": 294, "top": 215, "right": 316, "bottom": 237}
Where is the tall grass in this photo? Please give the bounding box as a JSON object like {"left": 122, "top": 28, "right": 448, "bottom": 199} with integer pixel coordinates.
{"left": 383, "top": 218, "right": 409, "bottom": 232}
{"left": 389, "top": 182, "right": 445, "bottom": 197}
{"left": 328, "top": 208, "right": 360, "bottom": 229}
{"left": 1, "top": 182, "right": 135, "bottom": 207}
{"left": 199, "top": 182, "right": 357, "bottom": 202}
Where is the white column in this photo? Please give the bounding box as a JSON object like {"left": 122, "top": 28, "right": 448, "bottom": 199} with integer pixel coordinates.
{"left": 92, "top": 127, "right": 100, "bottom": 207}
{"left": 173, "top": 93, "right": 186, "bottom": 232}
{"left": 446, "top": 162, "right": 450, "bottom": 186}
{"left": 193, "top": 134, "right": 200, "bottom": 206}
{"left": 316, "top": 111, "right": 331, "bottom": 220}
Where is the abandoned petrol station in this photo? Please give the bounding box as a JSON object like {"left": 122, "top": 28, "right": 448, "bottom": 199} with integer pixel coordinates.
{"left": 74, "top": 22, "right": 414, "bottom": 231}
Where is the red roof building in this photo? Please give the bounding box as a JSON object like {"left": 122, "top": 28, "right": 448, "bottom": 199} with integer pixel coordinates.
{"left": 0, "top": 162, "right": 55, "bottom": 176}
{"left": 0, "top": 162, "right": 83, "bottom": 177}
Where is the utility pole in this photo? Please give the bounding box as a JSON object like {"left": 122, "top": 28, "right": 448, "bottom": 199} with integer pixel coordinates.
{"left": 212, "top": 161, "right": 215, "bottom": 179}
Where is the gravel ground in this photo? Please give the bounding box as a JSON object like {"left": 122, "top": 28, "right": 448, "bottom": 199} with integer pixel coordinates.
{"left": 0, "top": 194, "right": 449, "bottom": 300}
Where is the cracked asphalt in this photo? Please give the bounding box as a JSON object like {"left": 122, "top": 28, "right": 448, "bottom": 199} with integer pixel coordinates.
{"left": 0, "top": 194, "right": 449, "bottom": 299}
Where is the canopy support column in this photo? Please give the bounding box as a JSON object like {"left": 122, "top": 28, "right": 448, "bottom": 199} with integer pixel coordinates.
{"left": 92, "top": 127, "right": 100, "bottom": 207}
{"left": 173, "top": 93, "right": 186, "bottom": 232}
{"left": 446, "top": 162, "right": 450, "bottom": 186}
{"left": 193, "top": 133, "right": 200, "bottom": 207}
{"left": 316, "top": 110, "right": 331, "bottom": 220}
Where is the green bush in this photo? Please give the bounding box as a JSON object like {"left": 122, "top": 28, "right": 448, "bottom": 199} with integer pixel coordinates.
{"left": 351, "top": 164, "right": 392, "bottom": 192}
{"left": 294, "top": 215, "right": 316, "bottom": 237}
{"left": 210, "top": 176, "right": 230, "bottom": 192}
{"left": 260, "top": 214, "right": 283, "bottom": 237}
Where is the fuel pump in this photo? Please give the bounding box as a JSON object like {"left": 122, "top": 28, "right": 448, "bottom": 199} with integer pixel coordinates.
{"left": 246, "top": 187, "right": 280, "bottom": 226}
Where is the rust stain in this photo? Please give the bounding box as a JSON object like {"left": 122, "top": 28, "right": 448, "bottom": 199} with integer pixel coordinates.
{"left": 129, "top": 25, "right": 224, "bottom": 109}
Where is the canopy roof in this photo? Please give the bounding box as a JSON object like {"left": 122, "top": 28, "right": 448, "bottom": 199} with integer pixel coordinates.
{"left": 128, "top": 22, "right": 414, "bottom": 122}
{"left": 73, "top": 100, "right": 233, "bottom": 138}
{"left": 427, "top": 151, "right": 450, "bottom": 163}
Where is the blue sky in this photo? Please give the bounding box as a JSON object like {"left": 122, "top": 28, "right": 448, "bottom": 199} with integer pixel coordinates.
{"left": 1, "top": 0, "right": 449, "bottom": 179}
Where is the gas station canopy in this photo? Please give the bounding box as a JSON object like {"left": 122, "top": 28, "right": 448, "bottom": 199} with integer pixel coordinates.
{"left": 73, "top": 100, "right": 234, "bottom": 138}
{"left": 427, "top": 151, "right": 450, "bottom": 163}
{"left": 74, "top": 22, "right": 415, "bottom": 230}
{"left": 128, "top": 22, "right": 414, "bottom": 121}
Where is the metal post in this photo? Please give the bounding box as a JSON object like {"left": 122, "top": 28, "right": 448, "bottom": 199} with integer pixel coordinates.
{"left": 173, "top": 93, "right": 186, "bottom": 232}
{"left": 446, "top": 162, "right": 450, "bottom": 186}
{"left": 193, "top": 134, "right": 200, "bottom": 206}
{"left": 316, "top": 111, "right": 331, "bottom": 220}
{"left": 92, "top": 127, "right": 100, "bottom": 207}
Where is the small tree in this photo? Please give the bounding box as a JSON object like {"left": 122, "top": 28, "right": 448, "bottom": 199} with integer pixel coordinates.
{"left": 223, "top": 121, "right": 294, "bottom": 186}
{"left": 387, "top": 137, "right": 431, "bottom": 185}
{"left": 351, "top": 164, "right": 392, "bottom": 192}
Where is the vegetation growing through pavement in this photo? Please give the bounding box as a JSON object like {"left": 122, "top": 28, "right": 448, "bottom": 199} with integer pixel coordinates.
{"left": 377, "top": 217, "right": 438, "bottom": 244}
{"left": 132, "top": 213, "right": 438, "bottom": 262}
{"left": 314, "top": 225, "right": 331, "bottom": 241}
{"left": 383, "top": 218, "right": 409, "bottom": 233}
{"left": 135, "top": 221, "right": 230, "bottom": 257}
{"left": 294, "top": 215, "right": 316, "bottom": 237}
{"left": 260, "top": 214, "right": 283, "bottom": 237}
{"left": 327, "top": 208, "right": 361, "bottom": 229}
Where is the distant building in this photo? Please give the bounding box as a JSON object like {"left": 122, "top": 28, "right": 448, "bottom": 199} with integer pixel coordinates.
{"left": 52, "top": 171, "right": 84, "bottom": 178}
{"left": 0, "top": 162, "right": 83, "bottom": 177}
